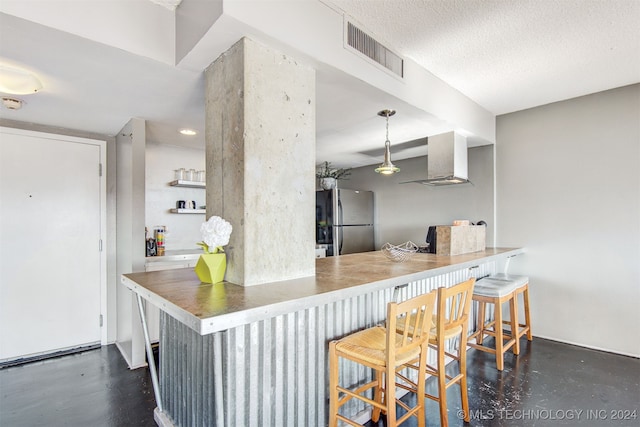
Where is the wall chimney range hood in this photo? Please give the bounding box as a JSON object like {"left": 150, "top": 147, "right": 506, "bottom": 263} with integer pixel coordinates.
{"left": 401, "top": 131, "right": 470, "bottom": 186}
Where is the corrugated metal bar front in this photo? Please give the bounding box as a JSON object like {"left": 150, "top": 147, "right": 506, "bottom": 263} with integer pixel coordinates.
{"left": 158, "top": 261, "right": 496, "bottom": 426}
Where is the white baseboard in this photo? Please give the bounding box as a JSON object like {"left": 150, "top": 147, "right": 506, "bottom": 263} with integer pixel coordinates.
{"left": 532, "top": 334, "right": 639, "bottom": 359}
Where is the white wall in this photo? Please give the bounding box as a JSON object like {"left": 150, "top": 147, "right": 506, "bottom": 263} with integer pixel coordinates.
{"left": 145, "top": 141, "right": 206, "bottom": 251}
{"left": 496, "top": 84, "right": 640, "bottom": 357}
{"left": 343, "top": 145, "right": 495, "bottom": 248}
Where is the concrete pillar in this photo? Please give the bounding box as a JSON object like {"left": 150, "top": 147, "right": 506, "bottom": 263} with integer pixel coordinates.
{"left": 205, "top": 37, "right": 315, "bottom": 286}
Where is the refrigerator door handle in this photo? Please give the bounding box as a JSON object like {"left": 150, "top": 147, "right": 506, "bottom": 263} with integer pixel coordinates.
{"left": 338, "top": 198, "right": 344, "bottom": 254}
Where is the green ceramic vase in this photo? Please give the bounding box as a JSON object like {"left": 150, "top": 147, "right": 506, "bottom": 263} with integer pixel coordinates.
{"left": 194, "top": 253, "right": 226, "bottom": 284}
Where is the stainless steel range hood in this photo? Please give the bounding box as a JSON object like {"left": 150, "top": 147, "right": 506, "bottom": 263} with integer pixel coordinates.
{"left": 401, "top": 131, "right": 470, "bottom": 186}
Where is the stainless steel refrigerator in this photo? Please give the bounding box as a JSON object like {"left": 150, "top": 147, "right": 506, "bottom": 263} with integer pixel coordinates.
{"left": 316, "top": 188, "right": 374, "bottom": 256}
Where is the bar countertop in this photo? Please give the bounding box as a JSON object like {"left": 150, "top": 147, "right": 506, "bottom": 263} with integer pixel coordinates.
{"left": 122, "top": 247, "right": 523, "bottom": 335}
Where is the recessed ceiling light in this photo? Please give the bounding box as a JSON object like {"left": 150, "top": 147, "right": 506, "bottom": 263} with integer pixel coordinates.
{"left": 179, "top": 128, "right": 197, "bottom": 136}
{"left": 0, "top": 65, "right": 43, "bottom": 95}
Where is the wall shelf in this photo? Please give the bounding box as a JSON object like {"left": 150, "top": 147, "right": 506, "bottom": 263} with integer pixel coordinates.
{"left": 170, "top": 209, "right": 206, "bottom": 214}
{"left": 169, "top": 180, "right": 205, "bottom": 188}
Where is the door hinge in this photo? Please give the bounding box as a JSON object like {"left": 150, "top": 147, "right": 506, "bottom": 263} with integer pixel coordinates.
{"left": 99, "top": 314, "right": 103, "bottom": 327}
{"left": 99, "top": 163, "right": 103, "bottom": 177}
{"left": 99, "top": 239, "right": 103, "bottom": 252}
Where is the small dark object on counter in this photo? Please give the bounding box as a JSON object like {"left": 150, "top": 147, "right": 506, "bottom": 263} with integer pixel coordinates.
{"left": 146, "top": 238, "right": 157, "bottom": 257}
{"left": 425, "top": 226, "right": 437, "bottom": 253}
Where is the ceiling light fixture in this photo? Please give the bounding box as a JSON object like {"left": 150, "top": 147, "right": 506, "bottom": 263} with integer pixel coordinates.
{"left": 179, "top": 128, "right": 197, "bottom": 136}
{"left": 0, "top": 65, "right": 43, "bottom": 95}
{"left": 374, "top": 109, "right": 400, "bottom": 175}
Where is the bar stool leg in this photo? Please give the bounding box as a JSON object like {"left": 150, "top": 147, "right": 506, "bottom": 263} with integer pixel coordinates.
{"left": 417, "top": 348, "right": 427, "bottom": 427}
{"left": 386, "top": 364, "right": 397, "bottom": 427}
{"left": 459, "top": 331, "right": 471, "bottom": 422}
{"left": 328, "top": 341, "right": 339, "bottom": 427}
{"left": 476, "top": 301, "right": 486, "bottom": 345}
{"left": 494, "top": 301, "right": 505, "bottom": 371}
{"left": 437, "top": 343, "right": 449, "bottom": 427}
{"left": 371, "top": 369, "right": 383, "bottom": 422}
{"left": 523, "top": 285, "right": 533, "bottom": 341}
{"left": 510, "top": 293, "right": 520, "bottom": 355}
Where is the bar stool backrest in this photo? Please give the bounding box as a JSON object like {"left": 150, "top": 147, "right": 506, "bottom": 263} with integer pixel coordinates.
{"left": 389, "top": 290, "right": 438, "bottom": 360}
{"left": 436, "top": 278, "right": 476, "bottom": 340}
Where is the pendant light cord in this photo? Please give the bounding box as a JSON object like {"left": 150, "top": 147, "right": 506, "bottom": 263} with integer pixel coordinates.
{"left": 385, "top": 114, "right": 390, "bottom": 148}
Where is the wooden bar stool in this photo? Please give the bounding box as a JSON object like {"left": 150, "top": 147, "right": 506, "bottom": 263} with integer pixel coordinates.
{"left": 494, "top": 254, "right": 533, "bottom": 342}
{"left": 467, "top": 278, "right": 519, "bottom": 370}
{"left": 329, "top": 290, "right": 437, "bottom": 427}
{"left": 396, "top": 277, "right": 476, "bottom": 427}
{"left": 485, "top": 273, "right": 533, "bottom": 351}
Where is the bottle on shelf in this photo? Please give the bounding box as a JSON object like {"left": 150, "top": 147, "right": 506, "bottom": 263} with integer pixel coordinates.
{"left": 154, "top": 226, "right": 166, "bottom": 256}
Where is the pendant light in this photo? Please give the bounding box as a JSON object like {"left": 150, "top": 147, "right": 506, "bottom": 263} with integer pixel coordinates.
{"left": 374, "top": 109, "right": 400, "bottom": 175}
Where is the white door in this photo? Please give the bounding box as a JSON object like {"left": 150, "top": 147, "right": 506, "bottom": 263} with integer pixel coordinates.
{"left": 0, "top": 128, "right": 104, "bottom": 361}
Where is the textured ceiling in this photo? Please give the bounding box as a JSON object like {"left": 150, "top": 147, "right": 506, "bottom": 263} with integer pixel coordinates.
{"left": 327, "top": 0, "right": 640, "bottom": 114}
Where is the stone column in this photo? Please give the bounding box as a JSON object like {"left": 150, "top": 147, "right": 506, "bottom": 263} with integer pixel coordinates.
{"left": 205, "top": 37, "right": 315, "bottom": 286}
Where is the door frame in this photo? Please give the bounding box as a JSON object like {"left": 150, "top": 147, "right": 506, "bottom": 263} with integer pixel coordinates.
{"left": 0, "top": 126, "right": 108, "bottom": 345}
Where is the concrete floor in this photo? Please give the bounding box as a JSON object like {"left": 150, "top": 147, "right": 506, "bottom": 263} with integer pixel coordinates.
{"left": 0, "top": 338, "right": 638, "bottom": 426}
{"left": 0, "top": 345, "right": 157, "bottom": 426}
{"left": 366, "top": 338, "right": 640, "bottom": 427}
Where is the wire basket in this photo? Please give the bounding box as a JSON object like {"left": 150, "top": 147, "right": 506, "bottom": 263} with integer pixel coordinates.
{"left": 381, "top": 241, "right": 419, "bottom": 262}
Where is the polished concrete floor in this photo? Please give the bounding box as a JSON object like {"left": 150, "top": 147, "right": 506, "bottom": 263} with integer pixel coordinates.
{"left": 365, "top": 338, "right": 640, "bottom": 427}
{"left": 0, "top": 345, "right": 157, "bottom": 426}
{"left": 1, "top": 338, "right": 638, "bottom": 426}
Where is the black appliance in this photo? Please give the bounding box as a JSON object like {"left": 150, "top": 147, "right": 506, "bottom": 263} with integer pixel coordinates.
{"left": 425, "top": 226, "right": 437, "bottom": 254}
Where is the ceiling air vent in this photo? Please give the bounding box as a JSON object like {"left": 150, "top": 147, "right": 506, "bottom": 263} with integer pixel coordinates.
{"left": 346, "top": 21, "right": 404, "bottom": 78}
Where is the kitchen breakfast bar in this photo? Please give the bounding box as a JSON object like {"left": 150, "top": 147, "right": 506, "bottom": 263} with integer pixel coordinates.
{"left": 122, "top": 247, "right": 524, "bottom": 427}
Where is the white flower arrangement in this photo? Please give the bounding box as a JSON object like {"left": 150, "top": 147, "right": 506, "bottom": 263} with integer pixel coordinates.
{"left": 198, "top": 216, "right": 233, "bottom": 254}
